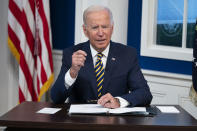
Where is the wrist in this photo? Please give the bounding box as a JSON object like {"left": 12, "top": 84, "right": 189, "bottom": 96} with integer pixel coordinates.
{"left": 70, "top": 68, "right": 78, "bottom": 78}
{"left": 115, "top": 97, "right": 129, "bottom": 108}
{"left": 115, "top": 98, "right": 120, "bottom": 108}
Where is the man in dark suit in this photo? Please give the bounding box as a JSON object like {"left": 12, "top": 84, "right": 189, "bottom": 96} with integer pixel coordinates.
{"left": 51, "top": 5, "right": 152, "bottom": 108}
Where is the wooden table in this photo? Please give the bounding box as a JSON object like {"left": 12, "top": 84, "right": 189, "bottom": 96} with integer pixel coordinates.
{"left": 0, "top": 102, "right": 197, "bottom": 131}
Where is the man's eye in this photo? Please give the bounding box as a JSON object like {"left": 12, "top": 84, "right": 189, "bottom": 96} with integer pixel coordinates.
{"left": 91, "top": 26, "right": 98, "bottom": 29}
{"left": 102, "top": 26, "right": 108, "bottom": 28}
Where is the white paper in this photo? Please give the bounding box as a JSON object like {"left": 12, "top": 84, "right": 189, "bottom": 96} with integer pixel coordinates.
{"left": 156, "top": 106, "right": 180, "bottom": 113}
{"left": 37, "top": 107, "right": 61, "bottom": 114}
{"left": 69, "top": 104, "right": 108, "bottom": 114}
{"left": 109, "top": 107, "right": 146, "bottom": 114}
{"left": 69, "top": 104, "right": 147, "bottom": 114}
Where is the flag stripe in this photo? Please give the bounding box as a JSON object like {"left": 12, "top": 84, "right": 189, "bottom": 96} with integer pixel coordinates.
{"left": 9, "top": 7, "right": 35, "bottom": 79}
{"left": 37, "top": 75, "right": 40, "bottom": 94}
{"left": 29, "top": 0, "right": 35, "bottom": 20}
{"left": 20, "top": 53, "right": 37, "bottom": 101}
{"left": 19, "top": 86, "right": 26, "bottom": 103}
{"left": 19, "top": 66, "right": 32, "bottom": 101}
{"left": 9, "top": 6, "right": 37, "bottom": 100}
{"left": 14, "top": 0, "right": 23, "bottom": 10}
{"left": 40, "top": 59, "right": 48, "bottom": 84}
{"left": 10, "top": 0, "right": 35, "bottom": 55}
{"left": 36, "top": 3, "right": 52, "bottom": 81}
{"left": 8, "top": 6, "right": 34, "bottom": 74}
{"left": 38, "top": 0, "right": 53, "bottom": 72}
{"left": 9, "top": 0, "right": 22, "bottom": 21}
{"left": 37, "top": 37, "right": 48, "bottom": 85}
{"left": 8, "top": 25, "right": 20, "bottom": 55}
{"left": 8, "top": 0, "right": 54, "bottom": 103}
{"left": 20, "top": 11, "right": 34, "bottom": 54}
{"left": 23, "top": 0, "right": 36, "bottom": 38}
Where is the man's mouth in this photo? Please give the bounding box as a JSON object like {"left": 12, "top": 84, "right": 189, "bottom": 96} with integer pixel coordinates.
{"left": 96, "top": 39, "right": 106, "bottom": 42}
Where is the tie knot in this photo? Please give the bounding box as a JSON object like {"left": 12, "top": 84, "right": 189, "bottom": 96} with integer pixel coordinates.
{"left": 97, "top": 52, "right": 103, "bottom": 59}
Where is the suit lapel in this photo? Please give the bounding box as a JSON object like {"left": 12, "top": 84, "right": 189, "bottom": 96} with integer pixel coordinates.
{"left": 80, "top": 42, "right": 98, "bottom": 98}
{"left": 79, "top": 41, "right": 117, "bottom": 98}
{"left": 102, "top": 42, "right": 117, "bottom": 94}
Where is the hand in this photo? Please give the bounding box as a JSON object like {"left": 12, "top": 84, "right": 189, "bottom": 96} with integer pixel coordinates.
{"left": 70, "top": 50, "right": 87, "bottom": 78}
{"left": 97, "top": 93, "right": 120, "bottom": 109}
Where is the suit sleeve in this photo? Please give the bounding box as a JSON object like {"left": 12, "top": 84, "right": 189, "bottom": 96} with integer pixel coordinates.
{"left": 50, "top": 49, "right": 73, "bottom": 104}
{"left": 121, "top": 49, "right": 152, "bottom": 106}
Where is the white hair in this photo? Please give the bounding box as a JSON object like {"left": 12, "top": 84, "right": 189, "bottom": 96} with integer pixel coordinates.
{"left": 83, "top": 5, "right": 114, "bottom": 26}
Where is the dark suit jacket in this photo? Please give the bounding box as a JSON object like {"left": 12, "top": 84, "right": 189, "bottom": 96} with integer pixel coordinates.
{"left": 51, "top": 41, "right": 152, "bottom": 106}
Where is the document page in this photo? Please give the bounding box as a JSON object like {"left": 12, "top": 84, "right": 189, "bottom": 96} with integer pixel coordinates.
{"left": 37, "top": 107, "right": 61, "bottom": 114}
{"left": 69, "top": 104, "right": 147, "bottom": 114}
{"left": 69, "top": 104, "right": 108, "bottom": 114}
{"left": 109, "top": 107, "right": 146, "bottom": 114}
{"left": 156, "top": 106, "right": 180, "bottom": 113}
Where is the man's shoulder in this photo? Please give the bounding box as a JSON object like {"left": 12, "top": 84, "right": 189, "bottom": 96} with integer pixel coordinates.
{"left": 73, "top": 41, "right": 89, "bottom": 49}
{"left": 111, "top": 42, "right": 138, "bottom": 63}
{"left": 111, "top": 41, "right": 136, "bottom": 53}
{"left": 63, "top": 41, "right": 89, "bottom": 53}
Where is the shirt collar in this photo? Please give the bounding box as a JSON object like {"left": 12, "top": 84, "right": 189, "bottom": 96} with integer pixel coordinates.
{"left": 90, "top": 43, "right": 110, "bottom": 58}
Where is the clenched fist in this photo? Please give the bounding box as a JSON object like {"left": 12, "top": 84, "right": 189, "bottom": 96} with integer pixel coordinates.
{"left": 70, "top": 50, "right": 87, "bottom": 78}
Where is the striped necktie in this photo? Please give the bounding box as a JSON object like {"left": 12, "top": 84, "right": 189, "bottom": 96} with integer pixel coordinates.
{"left": 95, "top": 53, "right": 104, "bottom": 98}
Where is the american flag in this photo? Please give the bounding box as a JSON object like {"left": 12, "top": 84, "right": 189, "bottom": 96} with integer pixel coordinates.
{"left": 190, "top": 18, "right": 197, "bottom": 106}
{"left": 8, "top": 0, "right": 54, "bottom": 103}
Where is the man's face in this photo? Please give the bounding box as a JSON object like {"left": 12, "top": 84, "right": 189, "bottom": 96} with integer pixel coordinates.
{"left": 83, "top": 10, "right": 113, "bottom": 52}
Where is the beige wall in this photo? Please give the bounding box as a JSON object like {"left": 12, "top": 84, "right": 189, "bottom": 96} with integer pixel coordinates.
{"left": 0, "top": 0, "right": 18, "bottom": 117}
{"left": 75, "top": 0, "right": 129, "bottom": 45}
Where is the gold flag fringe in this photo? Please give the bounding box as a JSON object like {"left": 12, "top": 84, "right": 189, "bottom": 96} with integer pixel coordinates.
{"left": 189, "top": 85, "right": 197, "bottom": 106}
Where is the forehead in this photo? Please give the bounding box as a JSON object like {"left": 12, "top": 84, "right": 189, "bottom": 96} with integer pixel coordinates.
{"left": 86, "top": 10, "right": 111, "bottom": 24}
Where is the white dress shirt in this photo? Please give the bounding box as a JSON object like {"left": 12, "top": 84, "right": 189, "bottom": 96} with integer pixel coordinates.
{"left": 64, "top": 43, "right": 129, "bottom": 107}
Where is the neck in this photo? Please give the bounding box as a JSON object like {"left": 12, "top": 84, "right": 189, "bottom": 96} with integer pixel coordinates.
{"left": 96, "top": 48, "right": 105, "bottom": 53}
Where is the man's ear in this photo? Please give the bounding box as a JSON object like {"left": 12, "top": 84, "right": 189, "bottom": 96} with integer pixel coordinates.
{"left": 83, "top": 24, "right": 88, "bottom": 37}
{"left": 111, "top": 24, "right": 114, "bottom": 33}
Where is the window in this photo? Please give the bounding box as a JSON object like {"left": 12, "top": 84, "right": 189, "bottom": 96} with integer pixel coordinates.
{"left": 141, "top": 0, "right": 197, "bottom": 61}
{"left": 187, "top": 0, "right": 197, "bottom": 48}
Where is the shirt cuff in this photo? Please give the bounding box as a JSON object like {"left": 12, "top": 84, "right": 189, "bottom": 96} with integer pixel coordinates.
{"left": 115, "top": 97, "right": 129, "bottom": 108}
{"left": 64, "top": 69, "right": 77, "bottom": 89}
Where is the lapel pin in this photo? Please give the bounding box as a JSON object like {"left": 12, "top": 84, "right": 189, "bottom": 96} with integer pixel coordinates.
{"left": 112, "top": 57, "right": 116, "bottom": 61}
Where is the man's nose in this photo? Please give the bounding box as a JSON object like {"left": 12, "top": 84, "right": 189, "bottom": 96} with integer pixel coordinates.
{"left": 97, "top": 27, "right": 104, "bottom": 36}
